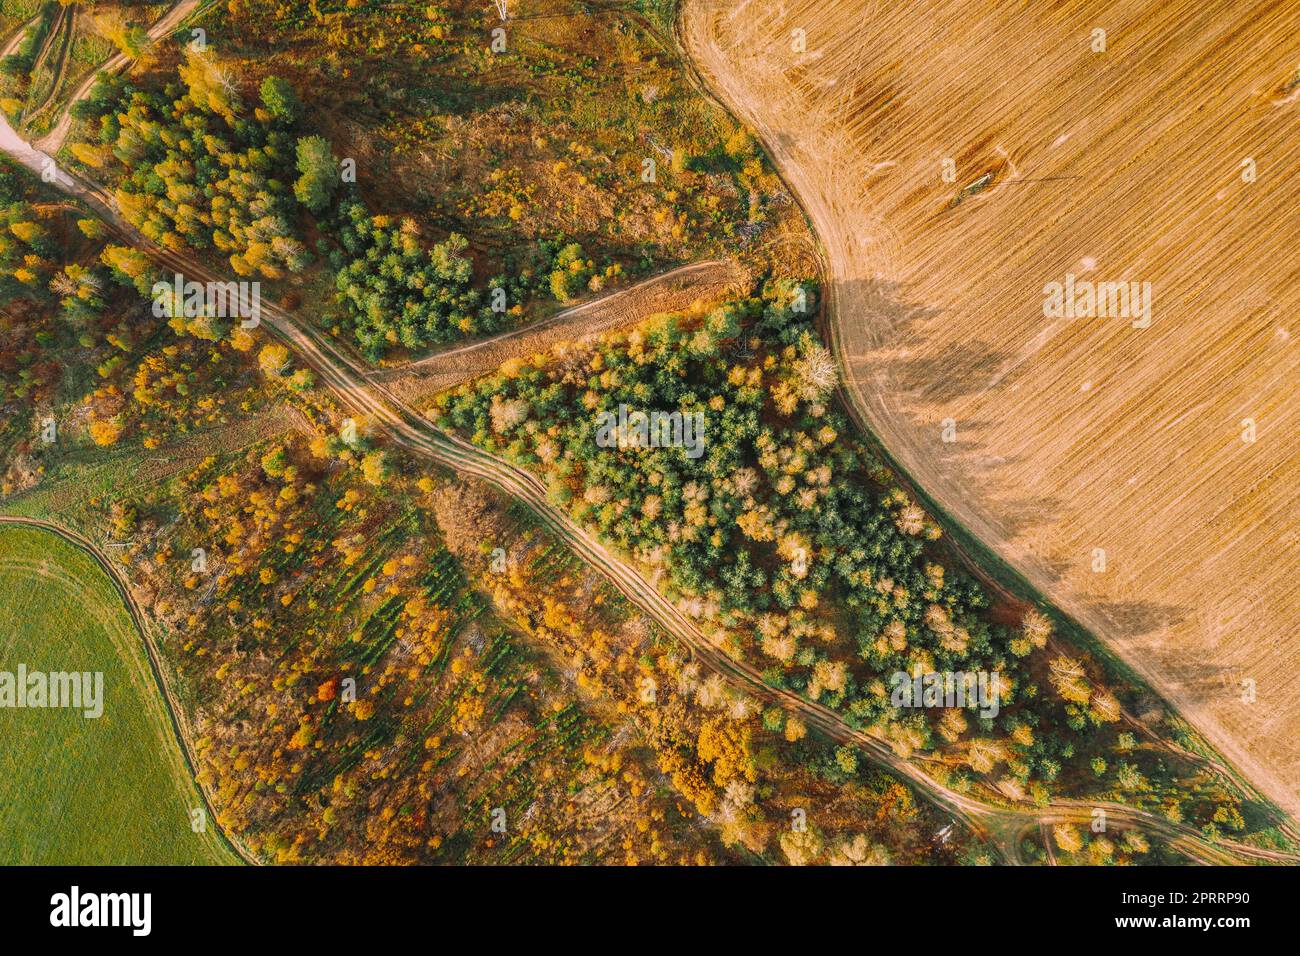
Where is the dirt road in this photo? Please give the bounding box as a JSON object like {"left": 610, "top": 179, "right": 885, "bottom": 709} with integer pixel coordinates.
{"left": 680, "top": 0, "right": 1300, "bottom": 821}
{"left": 2, "top": 78, "right": 1294, "bottom": 866}
{"left": 375, "top": 258, "right": 747, "bottom": 400}
{"left": 33, "top": 0, "right": 206, "bottom": 153}
{"left": 0, "top": 516, "right": 256, "bottom": 865}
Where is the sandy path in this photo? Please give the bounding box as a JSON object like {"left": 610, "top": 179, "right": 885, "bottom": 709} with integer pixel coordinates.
{"left": 377, "top": 259, "right": 747, "bottom": 400}
{"left": 34, "top": 0, "right": 204, "bottom": 153}
{"left": 5, "top": 19, "right": 1295, "bottom": 860}
{"left": 0, "top": 14, "right": 38, "bottom": 59}
{"left": 681, "top": 0, "right": 1300, "bottom": 818}
{"left": 0, "top": 517, "right": 256, "bottom": 864}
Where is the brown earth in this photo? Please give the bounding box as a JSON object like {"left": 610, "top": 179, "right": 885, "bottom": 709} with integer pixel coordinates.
{"left": 681, "top": 0, "right": 1300, "bottom": 816}
{"left": 379, "top": 258, "right": 748, "bottom": 401}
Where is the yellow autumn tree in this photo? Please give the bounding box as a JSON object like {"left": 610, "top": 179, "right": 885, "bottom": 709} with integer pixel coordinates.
{"left": 258, "top": 343, "right": 290, "bottom": 378}
{"left": 696, "top": 716, "right": 756, "bottom": 787}
{"left": 1053, "top": 823, "right": 1083, "bottom": 854}
{"left": 69, "top": 142, "right": 111, "bottom": 169}
{"left": 88, "top": 417, "right": 125, "bottom": 446}
{"left": 9, "top": 221, "right": 45, "bottom": 245}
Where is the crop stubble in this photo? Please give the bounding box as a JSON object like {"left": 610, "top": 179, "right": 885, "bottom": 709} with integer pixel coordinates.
{"left": 682, "top": 0, "right": 1300, "bottom": 815}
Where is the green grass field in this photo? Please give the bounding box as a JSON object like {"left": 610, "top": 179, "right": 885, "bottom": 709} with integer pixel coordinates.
{"left": 0, "top": 524, "right": 238, "bottom": 864}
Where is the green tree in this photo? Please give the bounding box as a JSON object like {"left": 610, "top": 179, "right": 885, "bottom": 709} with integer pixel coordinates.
{"left": 259, "top": 76, "right": 302, "bottom": 124}
{"left": 294, "top": 135, "right": 340, "bottom": 214}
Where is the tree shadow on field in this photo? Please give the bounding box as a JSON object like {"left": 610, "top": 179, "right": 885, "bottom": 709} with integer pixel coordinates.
{"left": 833, "top": 276, "right": 940, "bottom": 346}
{"left": 845, "top": 277, "right": 1023, "bottom": 402}
{"left": 886, "top": 345, "right": 1017, "bottom": 404}
{"left": 1164, "top": 659, "right": 1239, "bottom": 701}
{"left": 1032, "top": 552, "right": 1079, "bottom": 584}
{"left": 987, "top": 493, "right": 1066, "bottom": 543}
{"left": 829, "top": 275, "right": 1058, "bottom": 543}
{"left": 1094, "top": 599, "right": 1187, "bottom": 640}
{"left": 1087, "top": 599, "right": 1241, "bottom": 696}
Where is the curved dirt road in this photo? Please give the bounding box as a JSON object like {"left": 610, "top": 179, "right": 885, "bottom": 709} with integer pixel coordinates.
{"left": 33, "top": 0, "right": 206, "bottom": 153}
{"left": 679, "top": 0, "right": 1300, "bottom": 822}
{"left": 375, "top": 258, "right": 747, "bottom": 399}
{"left": 0, "top": 13, "right": 39, "bottom": 59}
{"left": 20, "top": 5, "right": 74, "bottom": 124}
{"left": 0, "top": 516, "right": 256, "bottom": 865}
{"left": 2, "top": 96, "right": 1294, "bottom": 866}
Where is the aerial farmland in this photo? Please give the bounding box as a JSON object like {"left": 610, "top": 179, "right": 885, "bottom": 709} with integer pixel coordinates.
{"left": 682, "top": 0, "right": 1300, "bottom": 815}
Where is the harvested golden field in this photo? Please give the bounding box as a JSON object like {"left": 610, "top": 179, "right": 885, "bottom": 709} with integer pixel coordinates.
{"left": 682, "top": 0, "right": 1300, "bottom": 815}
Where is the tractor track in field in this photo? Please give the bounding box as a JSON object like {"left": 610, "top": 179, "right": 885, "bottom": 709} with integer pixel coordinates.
{"left": 2, "top": 14, "right": 1296, "bottom": 864}
{"left": 18, "top": 157, "right": 1297, "bottom": 866}
{"left": 676, "top": 0, "right": 1300, "bottom": 823}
